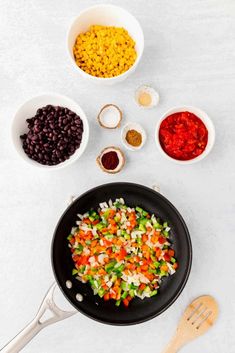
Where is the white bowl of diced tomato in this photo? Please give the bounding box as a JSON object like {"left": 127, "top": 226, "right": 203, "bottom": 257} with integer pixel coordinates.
{"left": 155, "top": 106, "right": 215, "bottom": 165}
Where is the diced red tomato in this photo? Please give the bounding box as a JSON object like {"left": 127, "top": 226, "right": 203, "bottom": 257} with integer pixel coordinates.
{"left": 79, "top": 255, "right": 89, "bottom": 265}
{"left": 83, "top": 218, "right": 91, "bottom": 224}
{"left": 142, "top": 234, "right": 148, "bottom": 242}
{"left": 159, "top": 111, "right": 208, "bottom": 161}
{"left": 103, "top": 293, "right": 110, "bottom": 301}
{"left": 119, "top": 248, "right": 127, "bottom": 259}
{"left": 164, "top": 253, "right": 171, "bottom": 262}
{"left": 158, "top": 236, "right": 166, "bottom": 244}
{"left": 155, "top": 247, "right": 162, "bottom": 258}
{"left": 139, "top": 283, "right": 146, "bottom": 291}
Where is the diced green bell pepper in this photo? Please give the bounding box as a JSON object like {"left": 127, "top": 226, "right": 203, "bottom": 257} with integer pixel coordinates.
{"left": 150, "top": 290, "right": 158, "bottom": 297}
{"left": 114, "top": 201, "right": 121, "bottom": 208}
{"left": 163, "top": 230, "right": 169, "bottom": 237}
{"left": 129, "top": 283, "right": 138, "bottom": 290}
{"left": 154, "top": 261, "right": 160, "bottom": 268}
{"left": 80, "top": 265, "right": 86, "bottom": 273}
{"left": 144, "top": 286, "right": 151, "bottom": 293}
{"left": 111, "top": 274, "right": 118, "bottom": 282}
{"left": 137, "top": 237, "right": 142, "bottom": 245}
{"left": 98, "top": 288, "right": 106, "bottom": 298}
{"left": 96, "top": 223, "right": 104, "bottom": 230}
{"left": 121, "top": 291, "right": 128, "bottom": 299}
{"left": 139, "top": 224, "right": 146, "bottom": 232}
{"left": 105, "top": 234, "right": 114, "bottom": 239}
{"left": 129, "top": 289, "right": 135, "bottom": 298}
{"left": 74, "top": 244, "right": 83, "bottom": 254}
{"left": 139, "top": 218, "right": 148, "bottom": 226}
{"left": 105, "top": 261, "right": 116, "bottom": 273}
{"left": 136, "top": 206, "right": 143, "bottom": 213}
{"left": 160, "top": 270, "right": 167, "bottom": 277}
{"left": 103, "top": 210, "right": 110, "bottom": 219}
{"left": 148, "top": 268, "right": 157, "bottom": 274}
{"left": 121, "top": 281, "right": 128, "bottom": 290}
{"left": 67, "top": 234, "right": 73, "bottom": 241}
{"left": 115, "top": 299, "right": 121, "bottom": 306}
{"left": 153, "top": 223, "right": 162, "bottom": 230}
{"left": 114, "top": 264, "right": 125, "bottom": 273}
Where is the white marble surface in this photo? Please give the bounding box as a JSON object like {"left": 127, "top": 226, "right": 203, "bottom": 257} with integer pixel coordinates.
{"left": 0, "top": 0, "right": 235, "bottom": 352}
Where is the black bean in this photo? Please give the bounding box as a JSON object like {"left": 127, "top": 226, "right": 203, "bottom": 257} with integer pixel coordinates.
{"left": 47, "top": 113, "right": 54, "bottom": 119}
{"left": 37, "top": 108, "right": 43, "bottom": 115}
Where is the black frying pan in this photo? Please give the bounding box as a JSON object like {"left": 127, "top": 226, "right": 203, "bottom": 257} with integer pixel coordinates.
{"left": 52, "top": 182, "right": 192, "bottom": 325}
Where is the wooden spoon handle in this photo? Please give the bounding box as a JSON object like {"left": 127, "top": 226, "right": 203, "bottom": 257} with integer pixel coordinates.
{"left": 161, "top": 335, "right": 183, "bottom": 353}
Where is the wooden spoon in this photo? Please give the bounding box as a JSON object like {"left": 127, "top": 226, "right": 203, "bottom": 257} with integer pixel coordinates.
{"left": 162, "top": 295, "right": 219, "bottom": 353}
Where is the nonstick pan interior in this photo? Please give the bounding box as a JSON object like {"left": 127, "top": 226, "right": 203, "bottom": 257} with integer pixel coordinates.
{"left": 52, "top": 182, "right": 192, "bottom": 325}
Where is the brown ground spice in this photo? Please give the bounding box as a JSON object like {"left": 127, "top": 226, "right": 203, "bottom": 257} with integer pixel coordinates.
{"left": 126, "top": 129, "right": 142, "bottom": 147}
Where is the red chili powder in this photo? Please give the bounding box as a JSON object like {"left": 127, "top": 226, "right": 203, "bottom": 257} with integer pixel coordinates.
{"left": 159, "top": 111, "right": 208, "bottom": 161}
{"left": 101, "top": 151, "right": 119, "bottom": 170}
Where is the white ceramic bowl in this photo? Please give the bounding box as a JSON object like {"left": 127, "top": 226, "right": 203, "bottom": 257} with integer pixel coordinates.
{"left": 67, "top": 4, "right": 144, "bottom": 85}
{"left": 11, "top": 93, "right": 89, "bottom": 170}
{"left": 155, "top": 106, "right": 215, "bottom": 164}
{"left": 121, "top": 122, "right": 146, "bottom": 151}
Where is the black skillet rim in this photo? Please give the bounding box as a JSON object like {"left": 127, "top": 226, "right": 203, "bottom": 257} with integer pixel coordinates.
{"left": 51, "top": 182, "right": 192, "bottom": 325}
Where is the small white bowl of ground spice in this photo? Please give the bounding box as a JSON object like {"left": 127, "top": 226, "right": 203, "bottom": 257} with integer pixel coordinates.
{"left": 135, "top": 85, "right": 159, "bottom": 109}
{"left": 97, "top": 104, "right": 123, "bottom": 129}
{"left": 121, "top": 122, "right": 146, "bottom": 151}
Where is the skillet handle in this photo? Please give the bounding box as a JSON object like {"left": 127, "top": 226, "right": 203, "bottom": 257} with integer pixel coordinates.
{"left": 0, "top": 283, "right": 76, "bottom": 353}
{"left": 152, "top": 184, "right": 161, "bottom": 193}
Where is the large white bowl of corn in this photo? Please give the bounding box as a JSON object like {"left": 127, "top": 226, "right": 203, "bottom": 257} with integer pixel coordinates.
{"left": 67, "top": 4, "right": 144, "bottom": 85}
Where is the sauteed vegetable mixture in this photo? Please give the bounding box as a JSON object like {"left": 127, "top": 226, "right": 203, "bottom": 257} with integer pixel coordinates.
{"left": 67, "top": 198, "right": 178, "bottom": 307}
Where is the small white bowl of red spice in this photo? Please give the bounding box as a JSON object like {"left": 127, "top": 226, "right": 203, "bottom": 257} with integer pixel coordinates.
{"left": 96, "top": 146, "right": 125, "bottom": 173}
{"left": 155, "top": 106, "right": 215, "bottom": 164}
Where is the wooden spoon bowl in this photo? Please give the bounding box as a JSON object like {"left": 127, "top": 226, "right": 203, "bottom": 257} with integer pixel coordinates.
{"left": 162, "top": 295, "right": 219, "bottom": 353}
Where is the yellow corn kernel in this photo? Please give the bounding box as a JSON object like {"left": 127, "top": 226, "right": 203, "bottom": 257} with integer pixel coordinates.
{"left": 73, "top": 25, "right": 137, "bottom": 77}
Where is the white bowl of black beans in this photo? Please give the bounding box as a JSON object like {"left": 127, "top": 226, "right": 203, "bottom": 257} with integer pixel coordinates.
{"left": 12, "top": 93, "right": 89, "bottom": 169}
